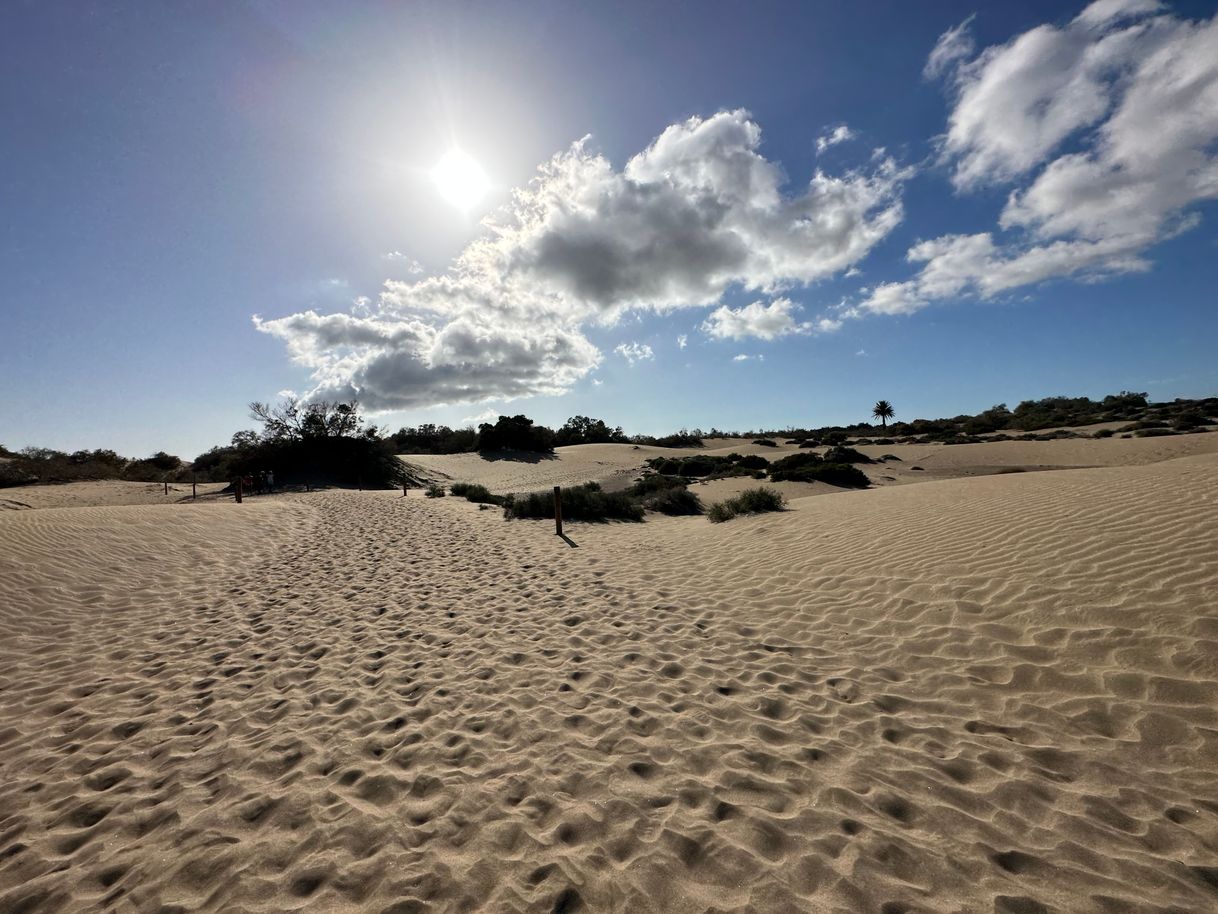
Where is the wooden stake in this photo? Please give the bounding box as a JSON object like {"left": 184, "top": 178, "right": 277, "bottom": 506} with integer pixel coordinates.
{"left": 235, "top": 478, "right": 243, "bottom": 503}
{"left": 402, "top": 480, "right": 408, "bottom": 497}
{"left": 192, "top": 476, "right": 197, "bottom": 500}
{"left": 553, "top": 485, "right": 563, "bottom": 537}
{"left": 164, "top": 480, "right": 169, "bottom": 495}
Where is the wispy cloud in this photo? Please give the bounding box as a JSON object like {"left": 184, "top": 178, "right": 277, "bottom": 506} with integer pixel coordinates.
{"left": 615, "top": 342, "right": 655, "bottom": 364}
{"left": 816, "top": 124, "right": 855, "bottom": 153}
{"left": 384, "top": 251, "right": 424, "bottom": 274}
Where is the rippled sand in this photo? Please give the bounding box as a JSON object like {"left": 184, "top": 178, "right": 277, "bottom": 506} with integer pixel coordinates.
{"left": 1, "top": 445, "right": 1216, "bottom": 913}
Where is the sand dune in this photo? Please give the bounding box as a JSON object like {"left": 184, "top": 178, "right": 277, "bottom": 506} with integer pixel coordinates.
{"left": 401, "top": 428, "right": 1216, "bottom": 504}
{"left": 1, "top": 445, "right": 1216, "bottom": 913}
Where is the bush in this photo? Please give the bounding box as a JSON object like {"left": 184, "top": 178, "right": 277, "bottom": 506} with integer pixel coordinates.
{"left": 708, "top": 488, "right": 786, "bottom": 523}
{"left": 1172, "top": 411, "right": 1207, "bottom": 431}
{"left": 1134, "top": 428, "right": 1179, "bottom": 438}
{"left": 627, "top": 474, "right": 688, "bottom": 497}
{"left": 773, "top": 462, "right": 869, "bottom": 487}
{"left": 822, "top": 446, "right": 874, "bottom": 464}
{"left": 798, "top": 440, "right": 822, "bottom": 449}
{"left": 751, "top": 438, "right": 778, "bottom": 447}
{"left": 735, "top": 453, "right": 769, "bottom": 470}
{"left": 450, "top": 482, "right": 501, "bottom": 504}
{"left": 425, "top": 483, "right": 446, "bottom": 497}
{"left": 645, "top": 486, "right": 703, "bottom": 515}
{"left": 769, "top": 452, "right": 869, "bottom": 487}
{"left": 635, "top": 430, "right": 704, "bottom": 448}
{"left": 1093, "top": 428, "right": 1116, "bottom": 438}
{"left": 504, "top": 483, "right": 644, "bottom": 522}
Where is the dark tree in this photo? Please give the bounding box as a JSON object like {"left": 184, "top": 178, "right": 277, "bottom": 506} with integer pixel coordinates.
{"left": 872, "top": 400, "right": 896, "bottom": 428}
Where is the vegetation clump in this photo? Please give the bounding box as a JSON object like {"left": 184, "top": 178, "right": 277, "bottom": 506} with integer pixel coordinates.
{"left": 504, "top": 482, "right": 644, "bottom": 522}
{"left": 822, "top": 445, "right": 874, "bottom": 464}
{"left": 768, "top": 452, "right": 870, "bottom": 488}
{"left": 424, "top": 483, "right": 446, "bottom": 497}
{"left": 752, "top": 438, "right": 778, "bottom": 447}
{"left": 707, "top": 488, "right": 786, "bottom": 523}
{"left": 553, "top": 416, "right": 629, "bottom": 446}
{"left": 477, "top": 415, "right": 556, "bottom": 453}
{"left": 449, "top": 482, "right": 502, "bottom": 504}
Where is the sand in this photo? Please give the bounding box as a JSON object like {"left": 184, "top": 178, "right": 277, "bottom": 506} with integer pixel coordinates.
{"left": 1, "top": 437, "right": 1216, "bottom": 913}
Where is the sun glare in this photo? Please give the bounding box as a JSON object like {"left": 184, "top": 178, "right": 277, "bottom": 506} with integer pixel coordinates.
{"left": 430, "top": 148, "right": 490, "bottom": 211}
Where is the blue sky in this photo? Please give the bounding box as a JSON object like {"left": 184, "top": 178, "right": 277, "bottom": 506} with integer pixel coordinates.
{"left": 3, "top": 0, "right": 1216, "bottom": 458}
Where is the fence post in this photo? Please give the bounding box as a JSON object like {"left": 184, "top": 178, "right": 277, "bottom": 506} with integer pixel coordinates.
{"left": 402, "top": 480, "right": 408, "bottom": 497}
{"left": 235, "top": 478, "right": 243, "bottom": 503}
{"left": 553, "top": 485, "right": 563, "bottom": 537}
{"left": 164, "top": 480, "right": 168, "bottom": 495}
{"left": 192, "top": 476, "right": 197, "bottom": 500}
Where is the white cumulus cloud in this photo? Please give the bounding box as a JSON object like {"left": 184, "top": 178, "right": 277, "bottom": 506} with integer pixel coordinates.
{"left": 259, "top": 110, "right": 908, "bottom": 410}
{"left": 702, "top": 297, "right": 812, "bottom": 341}
{"left": 860, "top": 0, "right": 1218, "bottom": 318}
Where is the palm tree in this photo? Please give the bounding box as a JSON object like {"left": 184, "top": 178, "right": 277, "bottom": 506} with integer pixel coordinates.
{"left": 872, "top": 400, "right": 895, "bottom": 428}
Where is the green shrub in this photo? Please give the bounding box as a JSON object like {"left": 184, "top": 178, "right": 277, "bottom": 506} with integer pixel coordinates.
{"left": 504, "top": 483, "right": 644, "bottom": 522}
{"left": 735, "top": 453, "right": 769, "bottom": 470}
{"left": 450, "top": 482, "right": 501, "bottom": 504}
{"left": 1093, "top": 428, "right": 1116, "bottom": 438}
{"left": 772, "top": 462, "right": 869, "bottom": 487}
{"left": 751, "top": 438, "right": 778, "bottom": 447}
{"left": 1134, "top": 428, "right": 1179, "bottom": 438}
{"left": 627, "top": 474, "right": 688, "bottom": 497}
{"left": 425, "top": 483, "right": 446, "bottom": 497}
{"left": 1172, "top": 411, "right": 1207, "bottom": 430}
{"left": 645, "top": 486, "right": 703, "bottom": 515}
{"left": 708, "top": 488, "right": 786, "bottom": 523}
{"left": 822, "top": 445, "right": 873, "bottom": 464}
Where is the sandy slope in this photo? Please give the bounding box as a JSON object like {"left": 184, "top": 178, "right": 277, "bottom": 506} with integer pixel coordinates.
{"left": 0, "top": 480, "right": 229, "bottom": 511}
{"left": 1, "top": 450, "right": 1216, "bottom": 913}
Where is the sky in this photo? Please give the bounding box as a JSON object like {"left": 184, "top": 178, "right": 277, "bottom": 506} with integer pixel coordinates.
{"left": 3, "top": 0, "right": 1216, "bottom": 459}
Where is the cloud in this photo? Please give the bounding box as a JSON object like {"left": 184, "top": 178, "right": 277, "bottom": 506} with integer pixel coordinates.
{"left": 384, "top": 252, "right": 425, "bottom": 275}
{"left": 260, "top": 110, "right": 908, "bottom": 410}
{"left": 732, "top": 353, "right": 764, "bottom": 362}
{"left": 816, "top": 124, "right": 855, "bottom": 154}
{"left": 861, "top": 1, "right": 1218, "bottom": 318}
{"left": 615, "top": 342, "right": 655, "bottom": 364}
{"left": 702, "top": 297, "right": 812, "bottom": 340}
{"left": 461, "top": 408, "right": 499, "bottom": 425}
{"left": 254, "top": 310, "right": 601, "bottom": 411}
{"left": 676, "top": 334, "right": 688, "bottom": 349}
{"left": 924, "top": 15, "right": 976, "bottom": 80}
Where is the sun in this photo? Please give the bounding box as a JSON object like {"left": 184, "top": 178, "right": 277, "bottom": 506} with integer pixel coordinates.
{"left": 430, "top": 148, "right": 490, "bottom": 212}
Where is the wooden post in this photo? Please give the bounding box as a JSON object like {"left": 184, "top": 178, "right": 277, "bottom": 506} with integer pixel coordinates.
{"left": 164, "top": 480, "right": 168, "bottom": 495}
{"left": 192, "top": 476, "right": 197, "bottom": 500}
{"left": 553, "top": 485, "right": 563, "bottom": 537}
{"left": 235, "top": 478, "right": 243, "bottom": 503}
{"left": 402, "top": 480, "right": 408, "bottom": 497}
{"left": 358, "top": 477, "right": 363, "bottom": 492}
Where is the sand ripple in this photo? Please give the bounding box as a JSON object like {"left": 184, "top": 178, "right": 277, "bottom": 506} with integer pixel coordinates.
{"left": 1, "top": 458, "right": 1215, "bottom": 913}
